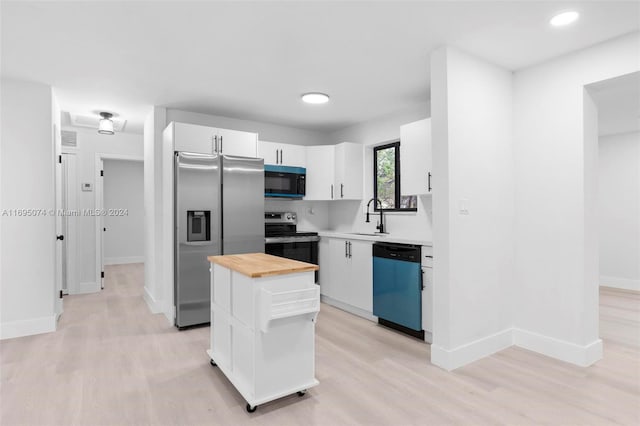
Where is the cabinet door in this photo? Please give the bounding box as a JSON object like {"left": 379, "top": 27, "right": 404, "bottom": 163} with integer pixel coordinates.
{"left": 400, "top": 118, "right": 432, "bottom": 195}
{"left": 257, "top": 141, "right": 279, "bottom": 165}
{"left": 259, "top": 141, "right": 307, "bottom": 168}
{"left": 305, "top": 145, "right": 335, "bottom": 200}
{"left": 335, "top": 142, "right": 363, "bottom": 200}
{"left": 348, "top": 240, "right": 372, "bottom": 312}
{"left": 280, "top": 144, "right": 306, "bottom": 168}
{"left": 173, "top": 122, "right": 215, "bottom": 154}
{"left": 328, "top": 238, "right": 350, "bottom": 303}
{"left": 217, "top": 128, "right": 257, "bottom": 158}
{"left": 318, "top": 238, "right": 332, "bottom": 297}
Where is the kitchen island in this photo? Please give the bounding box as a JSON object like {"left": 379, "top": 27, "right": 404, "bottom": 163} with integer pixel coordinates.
{"left": 207, "top": 253, "right": 320, "bottom": 413}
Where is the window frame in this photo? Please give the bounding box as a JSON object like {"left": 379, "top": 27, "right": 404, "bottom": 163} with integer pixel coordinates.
{"left": 373, "top": 141, "right": 417, "bottom": 212}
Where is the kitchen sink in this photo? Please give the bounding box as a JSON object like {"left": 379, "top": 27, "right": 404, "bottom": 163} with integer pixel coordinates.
{"left": 350, "top": 232, "right": 388, "bottom": 237}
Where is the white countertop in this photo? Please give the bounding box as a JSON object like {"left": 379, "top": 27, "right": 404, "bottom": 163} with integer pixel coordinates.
{"left": 317, "top": 230, "right": 432, "bottom": 246}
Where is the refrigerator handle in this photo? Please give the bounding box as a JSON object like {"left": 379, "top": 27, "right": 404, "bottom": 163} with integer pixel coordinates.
{"left": 331, "top": 184, "right": 334, "bottom": 199}
{"left": 345, "top": 241, "right": 348, "bottom": 258}
{"left": 275, "top": 148, "right": 279, "bottom": 164}
{"left": 280, "top": 149, "right": 283, "bottom": 164}
{"left": 341, "top": 183, "right": 344, "bottom": 198}
{"left": 220, "top": 135, "right": 223, "bottom": 153}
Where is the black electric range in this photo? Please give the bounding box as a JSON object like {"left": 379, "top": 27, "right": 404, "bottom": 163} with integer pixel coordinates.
{"left": 264, "top": 212, "right": 319, "bottom": 281}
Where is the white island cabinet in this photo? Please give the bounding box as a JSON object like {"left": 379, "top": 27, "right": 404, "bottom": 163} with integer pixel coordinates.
{"left": 207, "top": 253, "right": 320, "bottom": 413}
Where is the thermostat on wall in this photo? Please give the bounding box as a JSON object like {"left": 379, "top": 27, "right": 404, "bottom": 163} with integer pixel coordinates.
{"left": 81, "top": 183, "right": 93, "bottom": 192}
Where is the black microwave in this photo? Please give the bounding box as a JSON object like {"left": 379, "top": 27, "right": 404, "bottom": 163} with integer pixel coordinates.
{"left": 264, "top": 165, "right": 306, "bottom": 198}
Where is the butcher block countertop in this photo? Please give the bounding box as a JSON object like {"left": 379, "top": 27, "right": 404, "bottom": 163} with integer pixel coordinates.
{"left": 207, "top": 253, "right": 319, "bottom": 278}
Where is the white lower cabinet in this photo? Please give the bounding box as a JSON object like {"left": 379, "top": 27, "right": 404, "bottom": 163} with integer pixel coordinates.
{"left": 321, "top": 237, "right": 373, "bottom": 316}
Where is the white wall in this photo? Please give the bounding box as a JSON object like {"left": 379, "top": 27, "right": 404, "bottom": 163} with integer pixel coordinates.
{"left": 513, "top": 33, "right": 640, "bottom": 366}
{"left": 166, "top": 109, "right": 329, "bottom": 146}
{"left": 599, "top": 131, "right": 640, "bottom": 291}
{"left": 0, "top": 78, "right": 56, "bottom": 339}
{"left": 430, "top": 47, "right": 515, "bottom": 371}
{"left": 143, "top": 106, "right": 166, "bottom": 314}
{"left": 327, "top": 107, "right": 434, "bottom": 241}
{"left": 61, "top": 127, "right": 143, "bottom": 293}
{"left": 103, "top": 160, "right": 144, "bottom": 265}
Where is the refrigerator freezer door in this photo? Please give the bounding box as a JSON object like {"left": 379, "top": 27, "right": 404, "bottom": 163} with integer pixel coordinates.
{"left": 222, "top": 155, "right": 265, "bottom": 255}
{"left": 175, "top": 152, "right": 221, "bottom": 327}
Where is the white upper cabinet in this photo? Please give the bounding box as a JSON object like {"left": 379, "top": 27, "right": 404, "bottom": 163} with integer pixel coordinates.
{"left": 172, "top": 122, "right": 217, "bottom": 154}
{"left": 305, "top": 142, "right": 363, "bottom": 201}
{"left": 334, "top": 142, "right": 364, "bottom": 200}
{"left": 258, "top": 141, "right": 306, "bottom": 168}
{"left": 400, "top": 118, "right": 432, "bottom": 195}
{"left": 216, "top": 127, "right": 258, "bottom": 158}
{"left": 305, "top": 145, "right": 335, "bottom": 200}
{"left": 168, "top": 122, "right": 257, "bottom": 157}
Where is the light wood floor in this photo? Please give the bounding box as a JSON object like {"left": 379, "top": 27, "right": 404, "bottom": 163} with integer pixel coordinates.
{"left": 1, "top": 264, "right": 639, "bottom": 425}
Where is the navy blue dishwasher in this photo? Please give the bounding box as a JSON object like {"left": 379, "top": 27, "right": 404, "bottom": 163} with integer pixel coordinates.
{"left": 373, "top": 242, "right": 423, "bottom": 338}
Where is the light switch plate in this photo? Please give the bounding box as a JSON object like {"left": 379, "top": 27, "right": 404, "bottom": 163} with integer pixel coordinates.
{"left": 459, "top": 199, "right": 469, "bottom": 215}
{"left": 81, "top": 182, "right": 93, "bottom": 192}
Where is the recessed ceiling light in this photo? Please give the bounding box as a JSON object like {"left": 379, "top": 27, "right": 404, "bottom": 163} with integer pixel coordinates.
{"left": 550, "top": 11, "right": 579, "bottom": 27}
{"left": 301, "top": 93, "right": 330, "bottom": 104}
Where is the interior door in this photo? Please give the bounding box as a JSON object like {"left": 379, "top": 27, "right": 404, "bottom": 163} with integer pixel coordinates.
{"left": 54, "top": 123, "right": 63, "bottom": 316}
{"left": 61, "top": 153, "right": 77, "bottom": 294}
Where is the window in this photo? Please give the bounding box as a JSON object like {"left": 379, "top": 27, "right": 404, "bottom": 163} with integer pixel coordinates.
{"left": 373, "top": 141, "right": 417, "bottom": 211}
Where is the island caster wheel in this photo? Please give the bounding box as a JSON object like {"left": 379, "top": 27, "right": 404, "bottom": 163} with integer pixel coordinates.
{"left": 297, "top": 390, "right": 306, "bottom": 397}
{"left": 246, "top": 403, "right": 257, "bottom": 413}
{"left": 210, "top": 359, "right": 217, "bottom": 367}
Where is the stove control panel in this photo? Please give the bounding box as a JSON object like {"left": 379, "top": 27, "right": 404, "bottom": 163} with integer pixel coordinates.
{"left": 265, "top": 211, "right": 297, "bottom": 224}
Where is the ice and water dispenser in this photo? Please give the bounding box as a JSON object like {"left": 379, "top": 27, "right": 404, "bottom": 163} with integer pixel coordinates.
{"left": 187, "top": 210, "right": 211, "bottom": 242}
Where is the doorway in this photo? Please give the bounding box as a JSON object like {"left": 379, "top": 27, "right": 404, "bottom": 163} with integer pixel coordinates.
{"left": 587, "top": 71, "right": 640, "bottom": 347}
{"left": 95, "top": 156, "right": 145, "bottom": 288}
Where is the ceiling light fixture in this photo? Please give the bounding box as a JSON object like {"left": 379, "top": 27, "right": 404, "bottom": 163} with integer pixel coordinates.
{"left": 98, "top": 112, "right": 115, "bottom": 135}
{"left": 301, "top": 92, "right": 330, "bottom": 104}
{"left": 550, "top": 11, "right": 579, "bottom": 27}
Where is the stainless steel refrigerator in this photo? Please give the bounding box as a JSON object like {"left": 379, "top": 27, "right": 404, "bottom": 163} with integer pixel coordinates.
{"left": 174, "top": 152, "right": 264, "bottom": 328}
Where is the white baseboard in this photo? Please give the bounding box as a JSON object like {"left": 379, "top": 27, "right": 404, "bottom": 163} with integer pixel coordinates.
{"left": 70, "top": 281, "right": 100, "bottom": 295}
{"left": 143, "top": 287, "right": 162, "bottom": 314}
{"left": 513, "top": 328, "right": 603, "bottom": 367}
{"left": 431, "top": 328, "right": 513, "bottom": 371}
{"left": 600, "top": 275, "right": 640, "bottom": 292}
{"left": 163, "top": 304, "right": 175, "bottom": 326}
{"left": 320, "top": 295, "right": 376, "bottom": 322}
{"left": 0, "top": 315, "right": 57, "bottom": 340}
{"left": 104, "top": 256, "right": 144, "bottom": 265}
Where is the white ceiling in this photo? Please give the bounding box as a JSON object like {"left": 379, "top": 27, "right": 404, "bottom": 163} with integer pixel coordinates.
{"left": 589, "top": 72, "right": 640, "bottom": 137}
{"left": 2, "top": 1, "right": 639, "bottom": 134}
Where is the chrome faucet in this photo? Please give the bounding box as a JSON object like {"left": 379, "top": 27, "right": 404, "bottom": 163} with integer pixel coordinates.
{"left": 366, "top": 198, "right": 386, "bottom": 233}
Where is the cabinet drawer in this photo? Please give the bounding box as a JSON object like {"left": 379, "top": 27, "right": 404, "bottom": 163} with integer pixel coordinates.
{"left": 259, "top": 277, "right": 319, "bottom": 332}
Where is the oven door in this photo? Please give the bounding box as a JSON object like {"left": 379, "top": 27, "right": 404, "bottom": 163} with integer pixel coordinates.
{"left": 264, "top": 165, "right": 305, "bottom": 198}
{"left": 265, "top": 239, "right": 318, "bottom": 282}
